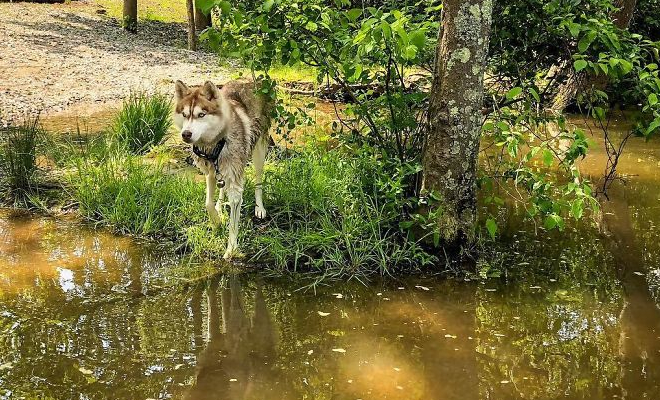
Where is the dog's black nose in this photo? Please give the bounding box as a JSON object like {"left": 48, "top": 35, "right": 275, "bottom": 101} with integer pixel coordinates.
{"left": 182, "top": 130, "right": 192, "bottom": 141}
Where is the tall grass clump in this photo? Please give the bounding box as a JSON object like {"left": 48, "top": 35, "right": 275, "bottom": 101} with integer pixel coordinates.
{"left": 112, "top": 91, "right": 172, "bottom": 154}
{"left": 246, "top": 145, "right": 437, "bottom": 276}
{"left": 72, "top": 149, "right": 206, "bottom": 236}
{"left": 0, "top": 117, "right": 43, "bottom": 197}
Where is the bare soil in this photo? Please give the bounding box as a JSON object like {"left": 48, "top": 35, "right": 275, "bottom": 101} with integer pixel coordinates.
{"left": 0, "top": 1, "right": 228, "bottom": 125}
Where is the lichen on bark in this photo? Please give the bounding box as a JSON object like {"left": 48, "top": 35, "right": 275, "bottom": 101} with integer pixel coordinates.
{"left": 422, "top": 0, "right": 494, "bottom": 253}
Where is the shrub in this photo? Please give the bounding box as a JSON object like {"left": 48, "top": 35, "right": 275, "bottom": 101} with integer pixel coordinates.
{"left": 112, "top": 92, "right": 172, "bottom": 154}
{"left": 0, "top": 117, "right": 43, "bottom": 196}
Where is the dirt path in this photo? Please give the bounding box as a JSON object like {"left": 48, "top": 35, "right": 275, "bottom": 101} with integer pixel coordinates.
{"left": 0, "top": 1, "right": 228, "bottom": 125}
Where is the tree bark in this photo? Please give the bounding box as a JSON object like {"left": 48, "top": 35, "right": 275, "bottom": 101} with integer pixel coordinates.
{"left": 122, "top": 0, "right": 137, "bottom": 33}
{"left": 186, "top": 0, "right": 197, "bottom": 51}
{"left": 194, "top": 2, "right": 212, "bottom": 32}
{"left": 550, "top": 0, "right": 637, "bottom": 112}
{"left": 422, "top": 0, "right": 493, "bottom": 251}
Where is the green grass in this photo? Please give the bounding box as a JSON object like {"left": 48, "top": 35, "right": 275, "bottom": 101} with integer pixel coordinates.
{"left": 112, "top": 92, "right": 172, "bottom": 155}
{"left": 0, "top": 117, "right": 43, "bottom": 197}
{"left": 64, "top": 135, "right": 436, "bottom": 278}
{"left": 92, "top": 0, "right": 187, "bottom": 23}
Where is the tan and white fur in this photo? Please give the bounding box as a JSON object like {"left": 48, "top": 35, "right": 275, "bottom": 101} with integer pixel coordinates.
{"left": 174, "top": 79, "right": 273, "bottom": 259}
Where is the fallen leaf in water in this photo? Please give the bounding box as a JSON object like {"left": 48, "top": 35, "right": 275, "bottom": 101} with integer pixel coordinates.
{"left": 229, "top": 378, "right": 238, "bottom": 382}
{"left": 444, "top": 334, "right": 457, "bottom": 339}
{"left": 529, "top": 286, "right": 542, "bottom": 289}
{"left": 78, "top": 367, "right": 94, "bottom": 375}
{"left": 317, "top": 311, "right": 330, "bottom": 317}
{"left": 415, "top": 285, "right": 430, "bottom": 291}
{"left": 333, "top": 293, "right": 344, "bottom": 299}
{"left": 174, "top": 364, "right": 184, "bottom": 370}
{"left": 501, "top": 380, "right": 510, "bottom": 384}
{"left": 633, "top": 271, "right": 644, "bottom": 276}
{"left": 393, "top": 367, "right": 401, "bottom": 372}
{"left": 485, "top": 288, "right": 497, "bottom": 292}
{"left": 0, "top": 362, "right": 13, "bottom": 370}
{"left": 396, "top": 386, "right": 403, "bottom": 390}
{"left": 398, "top": 287, "right": 405, "bottom": 290}
{"left": 332, "top": 348, "right": 346, "bottom": 353}
{"left": 347, "top": 379, "right": 353, "bottom": 383}
{"left": 307, "top": 350, "right": 314, "bottom": 355}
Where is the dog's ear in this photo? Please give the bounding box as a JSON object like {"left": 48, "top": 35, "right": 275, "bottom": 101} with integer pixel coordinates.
{"left": 175, "top": 80, "right": 190, "bottom": 101}
{"left": 202, "top": 81, "right": 222, "bottom": 101}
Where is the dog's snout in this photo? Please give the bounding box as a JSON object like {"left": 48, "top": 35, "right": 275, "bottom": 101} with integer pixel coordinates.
{"left": 181, "top": 130, "right": 192, "bottom": 141}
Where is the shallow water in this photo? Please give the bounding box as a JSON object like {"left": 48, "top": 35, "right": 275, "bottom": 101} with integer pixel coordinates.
{"left": 1, "top": 114, "right": 660, "bottom": 399}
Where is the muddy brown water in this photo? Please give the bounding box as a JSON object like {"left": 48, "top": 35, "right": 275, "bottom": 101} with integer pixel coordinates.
{"left": 1, "top": 114, "right": 660, "bottom": 399}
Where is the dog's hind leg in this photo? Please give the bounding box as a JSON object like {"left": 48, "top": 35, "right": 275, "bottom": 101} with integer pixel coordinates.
{"left": 252, "top": 137, "right": 268, "bottom": 219}
{"left": 205, "top": 171, "right": 222, "bottom": 227}
{"left": 223, "top": 182, "right": 244, "bottom": 260}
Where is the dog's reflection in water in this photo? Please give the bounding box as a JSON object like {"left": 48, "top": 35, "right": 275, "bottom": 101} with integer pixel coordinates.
{"left": 183, "top": 277, "right": 284, "bottom": 400}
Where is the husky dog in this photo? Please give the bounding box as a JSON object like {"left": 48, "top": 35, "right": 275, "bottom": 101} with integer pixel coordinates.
{"left": 174, "top": 79, "right": 273, "bottom": 259}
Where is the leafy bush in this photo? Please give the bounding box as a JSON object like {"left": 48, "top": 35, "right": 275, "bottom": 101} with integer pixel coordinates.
{"left": 0, "top": 117, "right": 43, "bottom": 196}
{"left": 112, "top": 92, "right": 172, "bottom": 154}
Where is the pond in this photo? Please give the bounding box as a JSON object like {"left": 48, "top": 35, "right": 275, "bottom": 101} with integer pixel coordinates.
{"left": 1, "top": 113, "right": 660, "bottom": 399}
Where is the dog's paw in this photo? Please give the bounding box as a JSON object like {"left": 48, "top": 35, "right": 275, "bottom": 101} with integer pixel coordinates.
{"left": 223, "top": 247, "right": 245, "bottom": 260}
{"left": 255, "top": 206, "right": 267, "bottom": 219}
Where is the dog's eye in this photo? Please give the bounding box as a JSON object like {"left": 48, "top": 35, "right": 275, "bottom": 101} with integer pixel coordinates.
{"left": 182, "top": 112, "right": 189, "bottom": 118}
{"left": 198, "top": 112, "right": 206, "bottom": 118}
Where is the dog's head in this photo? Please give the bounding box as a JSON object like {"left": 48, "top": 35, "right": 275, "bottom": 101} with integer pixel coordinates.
{"left": 174, "top": 80, "right": 230, "bottom": 145}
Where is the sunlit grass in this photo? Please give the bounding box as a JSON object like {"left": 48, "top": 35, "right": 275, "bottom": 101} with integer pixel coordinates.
{"left": 112, "top": 91, "right": 172, "bottom": 155}
{"left": 92, "top": 0, "right": 187, "bottom": 23}
{"left": 0, "top": 117, "right": 43, "bottom": 196}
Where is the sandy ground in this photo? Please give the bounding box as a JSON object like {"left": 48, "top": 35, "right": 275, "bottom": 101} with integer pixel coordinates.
{"left": 0, "top": 1, "right": 228, "bottom": 125}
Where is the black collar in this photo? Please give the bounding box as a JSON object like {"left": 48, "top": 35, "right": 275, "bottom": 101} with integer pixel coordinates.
{"left": 192, "top": 139, "right": 226, "bottom": 163}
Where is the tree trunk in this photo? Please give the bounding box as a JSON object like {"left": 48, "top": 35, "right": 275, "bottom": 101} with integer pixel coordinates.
{"left": 194, "top": 2, "right": 212, "bottom": 32}
{"left": 186, "top": 0, "right": 197, "bottom": 51}
{"left": 422, "top": 0, "right": 493, "bottom": 251}
{"left": 550, "top": 0, "right": 637, "bottom": 112}
{"left": 122, "top": 0, "right": 137, "bottom": 33}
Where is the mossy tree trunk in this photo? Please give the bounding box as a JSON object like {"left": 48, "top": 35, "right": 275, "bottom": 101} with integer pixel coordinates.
{"left": 422, "top": 0, "right": 493, "bottom": 252}
{"left": 186, "top": 0, "right": 197, "bottom": 51}
{"left": 122, "top": 0, "right": 137, "bottom": 33}
{"left": 550, "top": 0, "right": 637, "bottom": 112}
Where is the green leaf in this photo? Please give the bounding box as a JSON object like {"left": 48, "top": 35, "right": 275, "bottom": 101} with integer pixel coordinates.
{"left": 646, "top": 118, "right": 660, "bottom": 136}
{"left": 619, "top": 59, "right": 633, "bottom": 75}
{"left": 574, "top": 59, "right": 588, "bottom": 72}
{"left": 505, "top": 87, "right": 522, "bottom": 100}
{"left": 577, "top": 31, "right": 596, "bottom": 53}
{"left": 529, "top": 87, "right": 540, "bottom": 102}
{"left": 404, "top": 45, "right": 418, "bottom": 60}
{"left": 263, "top": 0, "right": 274, "bottom": 12}
{"left": 571, "top": 199, "right": 584, "bottom": 219}
{"left": 544, "top": 215, "right": 558, "bottom": 230}
{"left": 409, "top": 29, "right": 426, "bottom": 51}
{"left": 305, "top": 21, "right": 318, "bottom": 32}
{"left": 486, "top": 218, "right": 497, "bottom": 239}
{"left": 648, "top": 93, "right": 658, "bottom": 106}
{"left": 347, "top": 8, "right": 362, "bottom": 22}
{"left": 542, "top": 149, "right": 553, "bottom": 166}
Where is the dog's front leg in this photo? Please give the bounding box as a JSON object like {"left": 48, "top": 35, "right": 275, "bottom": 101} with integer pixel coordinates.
{"left": 223, "top": 184, "right": 244, "bottom": 260}
{"left": 205, "top": 171, "right": 222, "bottom": 227}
